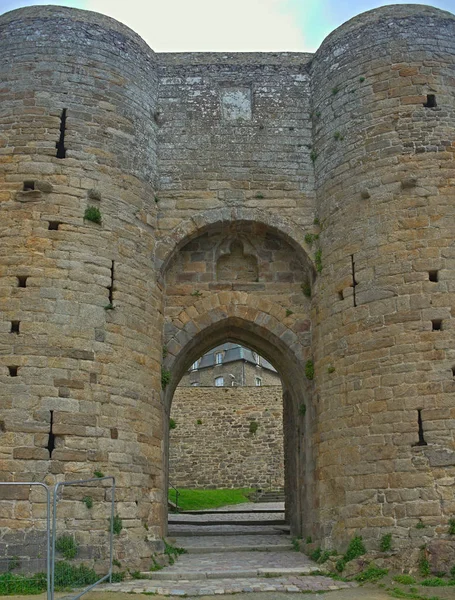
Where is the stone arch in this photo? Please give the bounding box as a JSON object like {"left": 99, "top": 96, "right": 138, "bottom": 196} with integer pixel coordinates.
{"left": 155, "top": 207, "right": 316, "bottom": 278}
{"left": 162, "top": 295, "right": 314, "bottom": 538}
{"left": 163, "top": 291, "right": 311, "bottom": 383}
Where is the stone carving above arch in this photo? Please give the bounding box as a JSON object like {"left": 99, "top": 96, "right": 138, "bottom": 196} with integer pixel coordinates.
{"left": 216, "top": 239, "right": 259, "bottom": 282}
{"left": 156, "top": 207, "right": 316, "bottom": 279}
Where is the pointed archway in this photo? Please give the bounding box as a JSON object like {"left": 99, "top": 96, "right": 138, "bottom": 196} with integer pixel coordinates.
{"left": 162, "top": 303, "right": 315, "bottom": 538}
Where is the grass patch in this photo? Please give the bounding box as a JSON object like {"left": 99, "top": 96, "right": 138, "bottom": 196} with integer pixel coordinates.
{"left": 0, "top": 572, "right": 47, "bottom": 595}
{"left": 394, "top": 575, "right": 417, "bottom": 585}
{"left": 354, "top": 565, "right": 388, "bottom": 583}
{"left": 388, "top": 587, "right": 443, "bottom": 599}
{"left": 167, "top": 488, "right": 255, "bottom": 511}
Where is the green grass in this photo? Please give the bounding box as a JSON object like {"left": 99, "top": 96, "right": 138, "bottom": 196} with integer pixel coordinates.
{"left": 168, "top": 488, "right": 255, "bottom": 511}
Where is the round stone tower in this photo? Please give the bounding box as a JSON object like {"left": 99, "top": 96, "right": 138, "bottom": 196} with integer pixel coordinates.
{"left": 0, "top": 6, "right": 163, "bottom": 565}
{"left": 311, "top": 5, "right": 455, "bottom": 554}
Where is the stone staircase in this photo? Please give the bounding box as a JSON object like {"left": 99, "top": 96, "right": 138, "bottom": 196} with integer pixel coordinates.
{"left": 256, "top": 488, "right": 286, "bottom": 503}
{"left": 94, "top": 502, "right": 355, "bottom": 596}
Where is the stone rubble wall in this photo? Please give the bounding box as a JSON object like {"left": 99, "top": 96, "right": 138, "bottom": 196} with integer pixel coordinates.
{"left": 169, "top": 387, "right": 284, "bottom": 489}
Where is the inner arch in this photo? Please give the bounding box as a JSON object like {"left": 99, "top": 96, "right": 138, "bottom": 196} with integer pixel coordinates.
{"left": 163, "top": 317, "right": 315, "bottom": 538}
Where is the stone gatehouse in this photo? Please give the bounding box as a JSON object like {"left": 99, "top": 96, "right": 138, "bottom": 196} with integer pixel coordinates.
{"left": 1, "top": 3, "right": 455, "bottom": 570}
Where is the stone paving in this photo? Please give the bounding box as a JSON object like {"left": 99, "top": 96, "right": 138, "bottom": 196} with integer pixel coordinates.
{"left": 95, "top": 503, "right": 356, "bottom": 596}
{"left": 169, "top": 511, "right": 284, "bottom": 522}
{"left": 172, "top": 534, "right": 293, "bottom": 552}
{"left": 96, "top": 575, "right": 354, "bottom": 596}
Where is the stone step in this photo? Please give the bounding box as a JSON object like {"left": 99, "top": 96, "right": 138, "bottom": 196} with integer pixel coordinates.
{"left": 145, "top": 565, "right": 322, "bottom": 580}
{"left": 172, "top": 533, "right": 293, "bottom": 553}
{"left": 178, "top": 508, "right": 284, "bottom": 514}
{"left": 169, "top": 518, "right": 286, "bottom": 526}
{"left": 96, "top": 575, "right": 355, "bottom": 596}
{"left": 168, "top": 525, "right": 290, "bottom": 537}
{"left": 172, "top": 534, "right": 293, "bottom": 553}
{"left": 181, "top": 542, "right": 294, "bottom": 553}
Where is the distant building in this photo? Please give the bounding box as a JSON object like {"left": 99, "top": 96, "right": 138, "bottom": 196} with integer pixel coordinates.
{"left": 179, "top": 343, "right": 281, "bottom": 387}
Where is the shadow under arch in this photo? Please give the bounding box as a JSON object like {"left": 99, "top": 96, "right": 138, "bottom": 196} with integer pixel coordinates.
{"left": 156, "top": 207, "right": 316, "bottom": 278}
{"left": 163, "top": 316, "right": 315, "bottom": 539}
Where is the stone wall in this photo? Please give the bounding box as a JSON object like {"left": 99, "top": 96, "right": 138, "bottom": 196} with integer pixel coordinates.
{"left": 1, "top": 2, "right": 455, "bottom": 571}
{"left": 0, "top": 6, "right": 164, "bottom": 569}
{"left": 169, "top": 387, "right": 284, "bottom": 489}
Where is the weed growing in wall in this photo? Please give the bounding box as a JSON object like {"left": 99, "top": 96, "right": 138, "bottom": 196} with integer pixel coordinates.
{"left": 82, "top": 496, "right": 93, "bottom": 509}
{"left": 305, "top": 360, "right": 314, "bottom": 380}
{"left": 249, "top": 421, "right": 259, "bottom": 434}
{"left": 84, "top": 206, "right": 101, "bottom": 224}
{"left": 55, "top": 535, "right": 78, "bottom": 560}
{"left": 310, "top": 150, "right": 318, "bottom": 163}
{"left": 380, "top": 533, "right": 392, "bottom": 552}
{"left": 419, "top": 550, "right": 431, "bottom": 577}
{"left": 315, "top": 249, "right": 322, "bottom": 273}
{"left": 301, "top": 282, "right": 311, "bottom": 297}
{"left": 162, "top": 368, "right": 171, "bottom": 389}
{"left": 110, "top": 514, "right": 123, "bottom": 535}
{"left": 344, "top": 535, "right": 366, "bottom": 562}
{"left": 94, "top": 470, "right": 104, "bottom": 478}
{"left": 449, "top": 518, "right": 455, "bottom": 535}
{"left": 169, "top": 418, "right": 176, "bottom": 430}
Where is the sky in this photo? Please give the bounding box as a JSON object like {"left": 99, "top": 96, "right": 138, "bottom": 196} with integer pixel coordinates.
{"left": 0, "top": 0, "right": 454, "bottom": 52}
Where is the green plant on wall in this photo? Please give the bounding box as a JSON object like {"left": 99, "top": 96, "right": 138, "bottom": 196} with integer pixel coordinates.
{"left": 82, "top": 496, "right": 93, "bottom": 509}
{"left": 305, "top": 360, "right": 314, "bottom": 380}
{"left": 301, "top": 282, "right": 311, "bottom": 297}
{"left": 84, "top": 206, "right": 101, "bottom": 224}
{"left": 55, "top": 535, "right": 78, "bottom": 560}
{"left": 110, "top": 515, "right": 123, "bottom": 536}
{"left": 249, "top": 421, "right": 259, "bottom": 434}
{"left": 380, "top": 533, "right": 392, "bottom": 552}
{"left": 169, "top": 418, "right": 176, "bottom": 430}
{"left": 161, "top": 368, "right": 171, "bottom": 389}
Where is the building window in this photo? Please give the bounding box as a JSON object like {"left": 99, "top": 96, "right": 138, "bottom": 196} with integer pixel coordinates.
{"left": 255, "top": 377, "right": 262, "bottom": 386}
{"left": 254, "top": 353, "right": 261, "bottom": 366}
{"left": 215, "top": 352, "right": 223, "bottom": 365}
{"left": 215, "top": 376, "right": 224, "bottom": 387}
{"left": 191, "top": 360, "right": 199, "bottom": 371}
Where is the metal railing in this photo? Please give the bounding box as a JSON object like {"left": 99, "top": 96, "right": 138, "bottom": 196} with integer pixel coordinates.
{"left": 168, "top": 483, "right": 180, "bottom": 512}
{"left": 51, "top": 476, "right": 115, "bottom": 600}
{"left": 0, "top": 477, "right": 115, "bottom": 600}
{"left": 0, "top": 482, "right": 51, "bottom": 600}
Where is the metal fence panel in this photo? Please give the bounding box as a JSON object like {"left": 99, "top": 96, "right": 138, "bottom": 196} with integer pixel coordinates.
{"left": 51, "top": 476, "right": 115, "bottom": 600}
{"left": 0, "top": 482, "right": 51, "bottom": 600}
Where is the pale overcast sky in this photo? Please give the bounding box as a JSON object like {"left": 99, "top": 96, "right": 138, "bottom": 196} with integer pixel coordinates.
{"left": 0, "top": 0, "right": 454, "bottom": 52}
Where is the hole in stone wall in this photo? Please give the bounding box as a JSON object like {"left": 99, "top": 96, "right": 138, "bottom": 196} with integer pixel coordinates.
{"left": 23, "top": 181, "right": 35, "bottom": 191}
{"left": 0, "top": 421, "right": 4, "bottom": 433}
{"left": 110, "top": 428, "right": 118, "bottom": 439}
{"left": 413, "top": 409, "right": 427, "bottom": 446}
{"left": 17, "top": 276, "right": 28, "bottom": 288}
{"left": 432, "top": 319, "right": 442, "bottom": 331}
{"left": 452, "top": 367, "right": 455, "bottom": 379}
{"left": 338, "top": 290, "right": 344, "bottom": 301}
{"left": 350, "top": 255, "right": 357, "bottom": 307}
{"left": 8, "top": 366, "right": 18, "bottom": 377}
{"left": 56, "top": 108, "right": 67, "bottom": 159}
{"left": 429, "top": 270, "right": 439, "bottom": 282}
{"left": 424, "top": 94, "right": 437, "bottom": 108}
{"left": 108, "top": 260, "right": 115, "bottom": 304}
{"left": 10, "top": 321, "right": 20, "bottom": 334}
{"left": 46, "top": 411, "right": 56, "bottom": 458}
{"left": 48, "top": 221, "right": 61, "bottom": 230}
